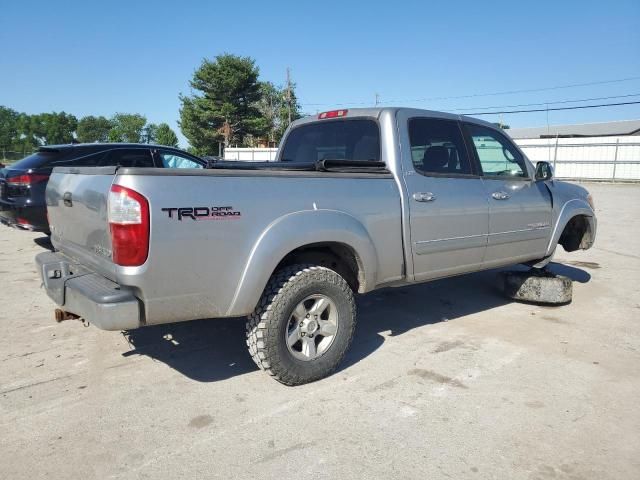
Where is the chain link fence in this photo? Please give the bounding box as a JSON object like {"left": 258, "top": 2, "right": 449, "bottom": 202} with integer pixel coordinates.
{"left": 223, "top": 147, "right": 278, "bottom": 162}
{"left": 1, "top": 149, "right": 36, "bottom": 165}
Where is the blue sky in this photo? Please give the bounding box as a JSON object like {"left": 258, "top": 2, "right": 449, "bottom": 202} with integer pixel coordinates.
{"left": 1, "top": 0, "right": 639, "bottom": 147}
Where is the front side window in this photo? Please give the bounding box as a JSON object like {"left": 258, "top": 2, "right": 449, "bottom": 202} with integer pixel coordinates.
{"left": 408, "top": 118, "right": 472, "bottom": 176}
{"left": 158, "top": 151, "right": 203, "bottom": 169}
{"left": 465, "top": 124, "right": 528, "bottom": 178}
{"left": 280, "top": 119, "right": 380, "bottom": 163}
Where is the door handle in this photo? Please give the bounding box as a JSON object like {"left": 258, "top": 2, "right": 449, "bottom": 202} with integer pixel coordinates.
{"left": 491, "top": 191, "right": 510, "bottom": 200}
{"left": 413, "top": 192, "right": 436, "bottom": 202}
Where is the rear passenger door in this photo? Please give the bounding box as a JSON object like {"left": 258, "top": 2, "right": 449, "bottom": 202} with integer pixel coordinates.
{"left": 463, "top": 123, "right": 552, "bottom": 265}
{"left": 402, "top": 117, "right": 489, "bottom": 281}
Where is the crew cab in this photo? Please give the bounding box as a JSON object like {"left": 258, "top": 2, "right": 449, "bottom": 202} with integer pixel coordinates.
{"left": 35, "top": 108, "right": 596, "bottom": 385}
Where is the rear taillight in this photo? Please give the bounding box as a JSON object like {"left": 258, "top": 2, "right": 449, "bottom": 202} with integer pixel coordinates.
{"left": 7, "top": 173, "right": 49, "bottom": 186}
{"left": 108, "top": 184, "right": 149, "bottom": 266}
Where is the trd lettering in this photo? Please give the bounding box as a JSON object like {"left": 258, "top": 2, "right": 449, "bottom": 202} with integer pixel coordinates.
{"left": 161, "top": 206, "right": 241, "bottom": 221}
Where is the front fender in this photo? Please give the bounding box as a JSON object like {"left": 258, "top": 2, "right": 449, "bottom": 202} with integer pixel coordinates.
{"left": 226, "top": 209, "right": 379, "bottom": 316}
{"left": 546, "top": 198, "right": 597, "bottom": 256}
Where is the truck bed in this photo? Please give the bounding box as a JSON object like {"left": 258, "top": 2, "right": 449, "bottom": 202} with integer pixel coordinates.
{"left": 46, "top": 166, "right": 404, "bottom": 326}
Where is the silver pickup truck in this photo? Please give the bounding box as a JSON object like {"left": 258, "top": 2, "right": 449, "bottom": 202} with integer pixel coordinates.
{"left": 36, "top": 107, "right": 596, "bottom": 385}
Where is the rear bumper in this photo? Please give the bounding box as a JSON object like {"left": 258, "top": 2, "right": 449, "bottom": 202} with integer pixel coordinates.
{"left": 0, "top": 200, "right": 49, "bottom": 232}
{"left": 35, "top": 251, "right": 142, "bottom": 331}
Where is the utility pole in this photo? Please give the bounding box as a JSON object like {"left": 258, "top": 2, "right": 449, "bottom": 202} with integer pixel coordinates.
{"left": 375, "top": 92, "right": 380, "bottom": 106}
{"left": 286, "top": 67, "right": 292, "bottom": 126}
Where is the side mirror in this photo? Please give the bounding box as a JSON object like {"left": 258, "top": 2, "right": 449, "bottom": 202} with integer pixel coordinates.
{"left": 535, "top": 161, "right": 553, "bottom": 181}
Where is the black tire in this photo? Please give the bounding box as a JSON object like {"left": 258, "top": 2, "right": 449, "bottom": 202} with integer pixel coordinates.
{"left": 246, "top": 264, "right": 356, "bottom": 386}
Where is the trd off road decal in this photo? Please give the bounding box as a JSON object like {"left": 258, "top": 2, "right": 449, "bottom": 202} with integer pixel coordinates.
{"left": 161, "top": 206, "right": 241, "bottom": 221}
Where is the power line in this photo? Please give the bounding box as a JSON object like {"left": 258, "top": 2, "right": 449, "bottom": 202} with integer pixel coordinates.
{"left": 285, "top": 67, "right": 292, "bottom": 126}
{"left": 301, "top": 94, "right": 640, "bottom": 117}
{"left": 463, "top": 100, "right": 640, "bottom": 116}
{"left": 385, "top": 77, "right": 640, "bottom": 104}
{"left": 449, "top": 93, "right": 640, "bottom": 112}
{"left": 299, "top": 76, "right": 640, "bottom": 107}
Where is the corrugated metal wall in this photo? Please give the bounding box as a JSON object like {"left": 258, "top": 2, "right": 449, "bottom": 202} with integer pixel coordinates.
{"left": 514, "top": 137, "right": 640, "bottom": 181}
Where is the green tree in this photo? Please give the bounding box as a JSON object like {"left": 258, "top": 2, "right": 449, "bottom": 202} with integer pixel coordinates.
{"left": 154, "top": 123, "right": 179, "bottom": 147}
{"left": 141, "top": 123, "right": 159, "bottom": 144}
{"left": 11, "top": 113, "right": 39, "bottom": 154}
{"left": 31, "top": 112, "right": 78, "bottom": 145}
{"left": 108, "top": 113, "right": 147, "bottom": 142}
{"left": 0, "top": 106, "right": 20, "bottom": 155}
{"left": 77, "top": 115, "right": 112, "bottom": 143}
{"left": 255, "top": 82, "right": 280, "bottom": 145}
{"left": 256, "top": 80, "right": 302, "bottom": 145}
{"left": 179, "top": 54, "right": 263, "bottom": 155}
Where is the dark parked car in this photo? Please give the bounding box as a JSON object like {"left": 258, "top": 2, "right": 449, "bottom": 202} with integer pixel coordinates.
{"left": 0, "top": 143, "right": 205, "bottom": 233}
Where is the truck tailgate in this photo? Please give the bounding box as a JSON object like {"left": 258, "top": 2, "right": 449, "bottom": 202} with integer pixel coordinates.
{"left": 46, "top": 167, "right": 118, "bottom": 280}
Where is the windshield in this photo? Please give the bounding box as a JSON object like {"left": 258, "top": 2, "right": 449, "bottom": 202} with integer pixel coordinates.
{"left": 280, "top": 119, "right": 380, "bottom": 163}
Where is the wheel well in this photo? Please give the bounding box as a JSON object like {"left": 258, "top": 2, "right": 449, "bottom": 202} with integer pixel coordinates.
{"left": 559, "top": 215, "right": 593, "bottom": 252}
{"left": 275, "top": 242, "right": 364, "bottom": 292}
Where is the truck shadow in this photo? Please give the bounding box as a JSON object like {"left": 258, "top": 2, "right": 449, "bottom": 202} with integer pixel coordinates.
{"left": 33, "top": 235, "right": 55, "bottom": 251}
{"left": 122, "top": 262, "right": 590, "bottom": 383}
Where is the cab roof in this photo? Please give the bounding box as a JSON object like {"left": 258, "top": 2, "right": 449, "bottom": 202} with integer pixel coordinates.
{"left": 292, "top": 107, "right": 496, "bottom": 129}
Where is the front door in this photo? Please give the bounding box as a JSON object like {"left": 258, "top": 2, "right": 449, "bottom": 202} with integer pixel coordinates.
{"left": 464, "top": 123, "right": 552, "bottom": 266}
{"left": 403, "top": 117, "right": 489, "bottom": 281}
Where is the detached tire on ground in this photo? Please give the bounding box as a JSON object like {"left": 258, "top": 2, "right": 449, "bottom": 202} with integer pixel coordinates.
{"left": 497, "top": 270, "right": 572, "bottom": 305}
{"left": 246, "top": 264, "right": 357, "bottom": 386}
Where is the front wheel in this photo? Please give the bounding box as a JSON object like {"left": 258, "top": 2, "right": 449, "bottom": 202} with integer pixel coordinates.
{"left": 246, "top": 264, "right": 356, "bottom": 386}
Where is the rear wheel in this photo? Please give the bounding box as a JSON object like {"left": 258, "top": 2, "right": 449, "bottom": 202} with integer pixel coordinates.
{"left": 246, "top": 264, "right": 356, "bottom": 386}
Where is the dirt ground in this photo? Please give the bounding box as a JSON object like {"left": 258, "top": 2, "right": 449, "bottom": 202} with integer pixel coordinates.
{"left": 1, "top": 182, "right": 639, "bottom": 479}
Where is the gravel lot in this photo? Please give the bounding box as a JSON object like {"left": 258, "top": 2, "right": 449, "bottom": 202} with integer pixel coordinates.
{"left": 1, "top": 182, "right": 639, "bottom": 480}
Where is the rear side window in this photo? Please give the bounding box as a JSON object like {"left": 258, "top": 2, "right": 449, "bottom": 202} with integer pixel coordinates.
{"left": 281, "top": 119, "right": 380, "bottom": 163}
{"left": 49, "top": 150, "right": 110, "bottom": 167}
{"left": 103, "top": 149, "right": 154, "bottom": 168}
{"left": 7, "top": 151, "right": 62, "bottom": 170}
{"left": 408, "top": 118, "right": 472, "bottom": 176}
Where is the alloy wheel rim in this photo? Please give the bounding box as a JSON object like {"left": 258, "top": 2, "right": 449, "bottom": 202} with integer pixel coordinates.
{"left": 285, "top": 294, "right": 339, "bottom": 361}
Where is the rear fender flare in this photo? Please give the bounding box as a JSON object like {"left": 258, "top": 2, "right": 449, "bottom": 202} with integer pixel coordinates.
{"left": 226, "top": 209, "right": 379, "bottom": 316}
